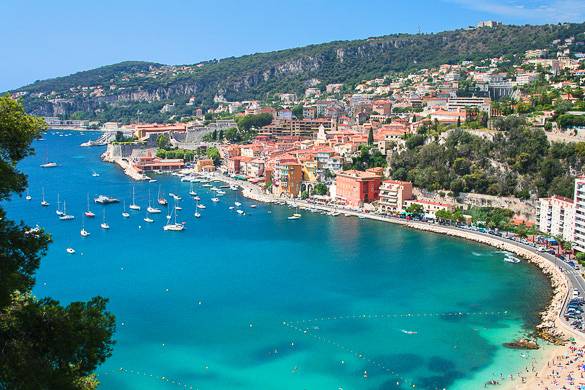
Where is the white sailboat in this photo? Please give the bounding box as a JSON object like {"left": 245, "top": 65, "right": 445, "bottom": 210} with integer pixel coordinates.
{"left": 194, "top": 200, "right": 201, "bottom": 218}
{"left": 80, "top": 216, "right": 90, "bottom": 237}
{"left": 189, "top": 182, "right": 197, "bottom": 196}
{"left": 40, "top": 188, "right": 49, "bottom": 207}
{"left": 122, "top": 200, "right": 130, "bottom": 218}
{"left": 144, "top": 213, "right": 154, "bottom": 223}
{"left": 40, "top": 150, "right": 57, "bottom": 168}
{"left": 147, "top": 189, "right": 161, "bottom": 214}
{"left": 100, "top": 209, "right": 110, "bottom": 229}
{"left": 56, "top": 193, "right": 64, "bottom": 216}
{"left": 163, "top": 203, "right": 184, "bottom": 231}
{"left": 84, "top": 193, "right": 95, "bottom": 218}
{"left": 25, "top": 189, "right": 32, "bottom": 201}
{"left": 129, "top": 186, "right": 141, "bottom": 210}
{"left": 58, "top": 201, "right": 74, "bottom": 220}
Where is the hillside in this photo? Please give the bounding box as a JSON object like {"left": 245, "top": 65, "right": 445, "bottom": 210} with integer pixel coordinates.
{"left": 12, "top": 22, "right": 585, "bottom": 122}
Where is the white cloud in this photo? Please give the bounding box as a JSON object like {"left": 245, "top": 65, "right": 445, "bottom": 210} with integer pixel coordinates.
{"left": 448, "top": 0, "right": 585, "bottom": 23}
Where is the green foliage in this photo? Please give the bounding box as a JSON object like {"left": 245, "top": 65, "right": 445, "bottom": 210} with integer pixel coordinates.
{"left": 313, "top": 182, "right": 328, "bottom": 195}
{"left": 405, "top": 203, "right": 424, "bottom": 216}
{"left": 558, "top": 114, "right": 585, "bottom": 129}
{"left": 467, "top": 207, "right": 514, "bottom": 229}
{"left": 16, "top": 23, "right": 585, "bottom": 120}
{"left": 156, "top": 134, "right": 170, "bottom": 149}
{"left": 391, "top": 120, "right": 584, "bottom": 198}
{"left": 349, "top": 145, "right": 387, "bottom": 170}
{"left": 367, "top": 128, "right": 374, "bottom": 146}
{"left": 0, "top": 97, "right": 115, "bottom": 389}
{"left": 156, "top": 148, "right": 195, "bottom": 161}
{"left": 206, "top": 146, "right": 221, "bottom": 166}
{"left": 235, "top": 113, "right": 272, "bottom": 132}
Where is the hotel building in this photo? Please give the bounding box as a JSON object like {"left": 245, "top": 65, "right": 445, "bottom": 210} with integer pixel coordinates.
{"left": 378, "top": 180, "right": 414, "bottom": 213}
{"left": 574, "top": 178, "right": 585, "bottom": 252}
{"left": 537, "top": 195, "right": 575, "bottom": 242}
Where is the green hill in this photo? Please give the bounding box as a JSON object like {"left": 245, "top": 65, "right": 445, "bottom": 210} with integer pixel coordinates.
{"left": 12, "top": 22, "right": 585, "bottom": 122}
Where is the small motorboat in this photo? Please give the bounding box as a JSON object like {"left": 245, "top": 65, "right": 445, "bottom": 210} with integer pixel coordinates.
{"left": 234, "top": 201, "right": 242, "bottom": 207}
{"left": 194, "top": 196, "right": 201, "bottom": 201}
{"left": 197, "top": 204, "right": 206, "bottom": 209}
{"left": 25, "top": 190, "right": 32, "bottom": 201}
{"left": 144, "top": 216, "right": 154, "bottom": 223}
{"left": 91, "top": 171, "right": 100, "bottom": 177}
{"left": 250, "top": 204, "right": 257, "bottom": 208}
{"left": 236, "top": 209, "right": 245, "bottom": 215}
{"left": 194, "top": 211, "right": 201, "bottom": 218}
{"left": 66, "top": 248, "right": 76, "bottom": 254}
{"left": 80, "top": 229, "right": 90, "bottom": 237}
{"left": 211, "top": 197, "right": 220, "bottom": 203}
{"left": 147, "top": 206, "right": 161, "bottom": 214}
{"left": 229, "top": 206, "right": 234, "bottom": 210}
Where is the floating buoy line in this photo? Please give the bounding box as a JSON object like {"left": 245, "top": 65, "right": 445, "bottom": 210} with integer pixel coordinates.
{"left": 285, "top": 310, "right": 510, "bottom": 325}
{"left": 97, "top": 367, "right": 198, "bottom": 389}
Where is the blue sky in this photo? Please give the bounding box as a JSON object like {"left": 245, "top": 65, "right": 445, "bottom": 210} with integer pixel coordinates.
{"left": 1, "top": 0, "right": 584, "bottom": 92}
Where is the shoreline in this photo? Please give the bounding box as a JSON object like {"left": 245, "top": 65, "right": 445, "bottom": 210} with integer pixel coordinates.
{"left": 204, "top": 172, "right": 585, "bottom": 388}
{"left": 110, "top": 165, "right": 585, "bottom": 388}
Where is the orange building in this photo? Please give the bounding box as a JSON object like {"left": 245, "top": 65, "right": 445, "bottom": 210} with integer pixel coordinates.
{"left": 335, "top": 169, "right": 382, "bottom": 207}
{"left": 134, "top": 123, "right": 187, "bottom": 138}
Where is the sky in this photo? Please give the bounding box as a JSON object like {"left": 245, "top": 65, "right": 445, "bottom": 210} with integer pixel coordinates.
{"left": 1, "top": 0, "right": 584, "bottom": 92}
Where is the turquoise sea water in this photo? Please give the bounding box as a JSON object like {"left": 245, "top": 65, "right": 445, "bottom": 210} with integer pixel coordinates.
{"left": 4, "top": 131, "right": 553, "bottom": 389}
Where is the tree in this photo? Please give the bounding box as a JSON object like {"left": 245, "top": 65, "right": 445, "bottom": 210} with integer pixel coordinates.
{"left": 0, "top": 96, "right": 115, "bottom": 389}
{"left": 156, "top": 134, "right": 170, "bottom": 149}
{"left": 313, "top": 182, "right": 328, "bottom": 195}
{"left": 206, "top": 146, "right": 221, "bottom": 166}
{"left": 367, "top": 128, "right": 374, "bottom": 146}
{"left": 405, "top": 203, "right": 425, "bottom": 217}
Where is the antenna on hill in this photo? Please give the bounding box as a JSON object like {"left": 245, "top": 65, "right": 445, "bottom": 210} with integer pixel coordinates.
{"left": 418, "top": 25, "right": 422, "bottom": 35}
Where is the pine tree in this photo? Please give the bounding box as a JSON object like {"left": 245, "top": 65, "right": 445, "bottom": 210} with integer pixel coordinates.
{"left": 367, "top": 128, "right": 374, "bottom": 145}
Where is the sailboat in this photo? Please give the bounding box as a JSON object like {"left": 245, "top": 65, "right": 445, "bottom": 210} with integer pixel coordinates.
{"left": 157, "top": 185, "right": 167, "bottom": 205}
{"left": 122, "top": 200, "right": 130, "bottom": 218}
{"left": 40, "top": 150, "right": 58, "bottom": 168}
{"left": 129, "top": 186, "right": 141, "bottom": 210}
{"left": 40, "top": 188, "right": 49, "bottom": 207}
{"left": 56, "top": 193, "right": 64, "bottom": 216}
{"left": 163, "top": 202, "right": 185, "bottom": 231}
{"left": 288, "top": 205, "right": 302, "bottom": 220}
{"left": 234, "top": 190, "right": 241, "bottom": 207}
{"left": 25, "top": 189, "right": 32, "bottom": 201}
{"left": 147, "top": 189, "right": 161, "bottom": 214}
{"left": 144, "top": 212, "right": 154, "bottom": 223}
{"left": 84, "top": 194, "right": 95, "bottom": 217}
{"left": 189, "top": 182, "right": 197, "bottom": 197}
{"left": 100, "top": 209, "right": 110, "bottom": 229}
{"left": 59, "top": 201, "right": 74, "bottom": 220}
{"left": 80, "top": 216, "right": 90, "bottom": 237}
{"left": 194, "top": 200, "right": 201, "bottom": 218}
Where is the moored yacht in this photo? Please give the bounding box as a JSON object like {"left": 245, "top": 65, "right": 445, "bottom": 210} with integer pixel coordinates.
{"left": 129, "top": 186, "right": 141, "bottom": 210}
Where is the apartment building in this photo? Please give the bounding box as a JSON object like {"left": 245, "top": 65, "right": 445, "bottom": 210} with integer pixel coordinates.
{"left": 378, "top": 180, "right": 414, "bottom": 213}
{"left": 537, "top": 195, "right": 575, "bottom": 242}
{"left": 573, "top": 178, "right": 585, "bottom": 252}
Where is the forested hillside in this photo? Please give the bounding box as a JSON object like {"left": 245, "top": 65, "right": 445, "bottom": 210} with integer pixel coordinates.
{"left": 11, "top": 22, "right": 585, "bottom": 122}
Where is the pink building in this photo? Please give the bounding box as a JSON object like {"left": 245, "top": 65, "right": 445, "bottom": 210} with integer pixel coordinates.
{"left": 335, "top": 170, "right": 382, "bottom": 208}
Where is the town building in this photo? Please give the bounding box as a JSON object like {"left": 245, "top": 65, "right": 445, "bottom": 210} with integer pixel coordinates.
{"left": 573, "top": 177, "right": 585, "bottom": 252}
{"left": 378, "top": 180, "right": 414, "bottom": 213}
{"left": 537, "top": 195, "right": 575, "bottom": 242}
{"left": 403, "top": 199, "right": 454, "bottom": 218}
{"left": 335, "top": 169, "right": 382, "bottom": 208}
